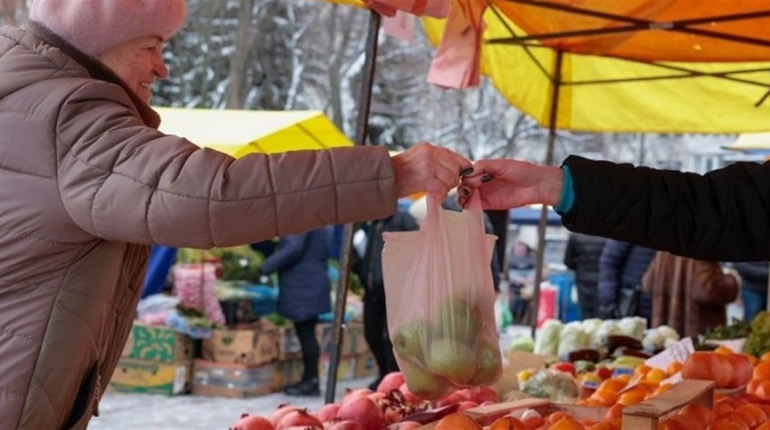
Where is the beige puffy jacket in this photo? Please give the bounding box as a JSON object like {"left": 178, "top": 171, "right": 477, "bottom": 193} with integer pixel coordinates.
{"left": 0, "top": 23, "right": 396, "bottom": 429}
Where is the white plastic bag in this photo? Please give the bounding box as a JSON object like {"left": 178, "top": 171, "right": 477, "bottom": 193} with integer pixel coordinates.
{"left": 382, "top": 193, "right": 501, "bottom": 399}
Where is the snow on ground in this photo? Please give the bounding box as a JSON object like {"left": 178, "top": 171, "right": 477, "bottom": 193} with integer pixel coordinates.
{"left": 87, "top": 377, "right": 373, "bottom": 429}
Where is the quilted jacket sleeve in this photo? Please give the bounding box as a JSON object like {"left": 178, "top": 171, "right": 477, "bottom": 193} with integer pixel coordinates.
{"left": 55, "top": 82, "right": 397, "bottom": 248}
{"left": 562, "top": 155, "right": 770, "bottom": 262}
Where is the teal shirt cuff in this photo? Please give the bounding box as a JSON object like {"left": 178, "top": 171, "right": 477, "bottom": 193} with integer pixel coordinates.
{"left": 554, "top": 165, "right": 574, "bottom": 214}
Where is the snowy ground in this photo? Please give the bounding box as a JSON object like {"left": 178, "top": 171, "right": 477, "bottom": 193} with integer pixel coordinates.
{"left": 87, "top": 377, "right": 373, "bottom": 429}
{"left": 87, "top": 325, "right": 527, "bottom": 429}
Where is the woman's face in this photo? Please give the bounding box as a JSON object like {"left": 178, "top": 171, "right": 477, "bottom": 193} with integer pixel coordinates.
{"left": 96, "top": 35, "right": 169, "bottom": 103}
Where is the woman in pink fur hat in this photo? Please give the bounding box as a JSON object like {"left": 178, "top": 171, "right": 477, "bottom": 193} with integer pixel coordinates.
{"left": 0, "top": 1, "right": 471, "bottom": 428}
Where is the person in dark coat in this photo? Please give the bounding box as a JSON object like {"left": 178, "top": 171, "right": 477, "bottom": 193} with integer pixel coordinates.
{"left": 734, "top": 261, "right": 769, "bottom": 321}
{"left": 563, "top": 233, "right": 606, "bottom": 319}
{"left": 260, "top": 226, "right": 333, "bottom": 396}
{"left": 643, "top": 252, "right": 738, "bottom": 338}
{"left": 597, "top": 239, "right": 655, "bottom": 320}
{"left": 354, "top": 209, "right": 419, "bottom": 390}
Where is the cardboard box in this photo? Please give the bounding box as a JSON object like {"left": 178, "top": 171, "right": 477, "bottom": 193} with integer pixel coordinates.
{"left": 316, "top": 322, "right": 369, "bottom": 358}
{"left": 275, "top": 359, "right": 303, "bottom": 389}
{"left": 121, "top": 323, "right": 193, "bottom": 364}
{"left": 318, "top": 354, "right": 356, "bottom": 382}
{"left": 109, "top": 359, "right": 191, "bottom": 396}
{"left": 354, "top": 352, "right": 378, "bottom": 379}
{"left": 202, "top": 320, "right": 279, "bottom": 366}
{"left": 277, "top": 326, "right": 303, "bottom": 361}
{"left": 192, "top": 359, "right": 279, "bottom": 398}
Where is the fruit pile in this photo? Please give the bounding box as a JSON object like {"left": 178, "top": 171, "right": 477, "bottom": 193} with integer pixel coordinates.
{"left": 229, "top": 371, "right": 499, "bottom": 430}
{"left": 659, "top": 395, "right": 770, "bottom": 430}
{"left": 392, "top": 295, "right": 502, "bottom": 400}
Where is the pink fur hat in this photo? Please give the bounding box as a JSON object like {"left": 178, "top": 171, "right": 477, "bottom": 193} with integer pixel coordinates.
{"left": 30, "top": 0, "right": 187, "bottom": 57}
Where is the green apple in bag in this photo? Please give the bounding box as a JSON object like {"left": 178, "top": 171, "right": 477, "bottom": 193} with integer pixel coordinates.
{"left": 425, "top": 338, "right": 477, "bottom": 385}
{"left": 436, "top": 294, "right": 483, "bottom": 341}
{"left": 400, "top": 360, "right": 449, "bottom": 400}
{"left": 393, "top": 317, "right": 432, "bottom": 361}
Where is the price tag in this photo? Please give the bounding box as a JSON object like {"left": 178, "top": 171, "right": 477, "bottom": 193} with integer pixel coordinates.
{"left": 645, "top": 337, "right": 695, "bottom": 370}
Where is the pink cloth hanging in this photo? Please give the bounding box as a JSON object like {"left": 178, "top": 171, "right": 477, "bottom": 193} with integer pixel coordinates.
{"left": 427, "top": 0, "right": 487, "bottom": 89}
{"left": 363, "top": 0, "right": 449, "bottom": 18}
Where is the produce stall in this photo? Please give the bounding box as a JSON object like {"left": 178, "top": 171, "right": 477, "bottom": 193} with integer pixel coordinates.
{"left": 227, "top": 312, "right": 770, "bottom": 429}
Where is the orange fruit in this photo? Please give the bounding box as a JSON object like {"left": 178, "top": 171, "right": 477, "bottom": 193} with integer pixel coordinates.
{"left": 710, "top": 419, "right": 749, "bottom": 430}
{"left": 678, "top": 404, "right": 715, "bottom": 427}
{"left": 760, "top": 351, "right": 770, "bottom": 361}
{"left": 658, "top": 415, "right": 691, "bottom": 430}
{"left": 649, "top": 382, "right": 674, "bottom": 398}
{"left": 725, "top": 409, "right": 757, "bottom": 429}
{"left": 590, "top": 388, "right": 619, "bottom": 406}
{"left": 713, "top": 399, "right": 734, "bottom": 417}
{"left": 752, "top": 379, "right": 770, "bottom": 399}
{"left": 735, "top": 403, "right": 767, "bottom": 423}
{"left": 667, "top": 361, "right": 683, "bottom": 375}
{"left": 434, "top": 412, "right": 482, "bottom": 430}
{"left": 547, "top": 417, "right": 582, "bottom": 430}
{"left": 546, "top": 411, "right": 571, "bottom": 424}
{"left": 754, "top": 361, "right": 770, "bottom": 381}
{"left": 596, "top": 378, "right": 626, "bottom": 393}
{"left": 488, "top": 416, "right": 527, "bottom": 430}
{"left": 617, "top": 388, "right": 646, "bottom": 406}
{"left": 756, "top": 422, "right": 770, "bottom": 430}
{"left": 714, "top": 346, "right": 734, "bottom": 355}
{"left": 585, "top": 423, "right": 614, "bottom": 430}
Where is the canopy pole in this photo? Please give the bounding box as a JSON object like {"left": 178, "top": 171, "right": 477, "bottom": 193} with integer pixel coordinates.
{"left": 531, "top": 50, "right": 563, "bottom": 338}
{"left": 325, "top": 8, "right": 381, "bottom": 404}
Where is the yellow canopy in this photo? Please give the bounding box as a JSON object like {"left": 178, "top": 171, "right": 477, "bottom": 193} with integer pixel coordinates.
{"left": 724, "top": 132, "right": 770, "bottom": 154}
{"left": 154, "top": 107, "right": 352, "bottom": 158}
{"left": 420, "top": 0, "right": 770, "bottom": 133}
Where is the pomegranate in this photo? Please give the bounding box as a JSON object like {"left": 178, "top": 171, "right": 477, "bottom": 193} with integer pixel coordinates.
{"left": 457, "top": 400, "right": 479, "bottom": 411}
{"left": 326, "top": 420, "right": 366, "bottom": 430}
{"left": 229, "top": 413, "right": 275, "bottom": 430}
{"left": 436, "top": 391, "right": 466, "bottom": 407}
{"left": 469, "top": 386, "right": 498, "bottom": 404}
{"left": 267, "top": 404, "right": 299, "bottom": 427}
{"left": 377, "top": 372, "right": 406, "bottom": 393}
{"left": 383, "top": 406, "right": 403, "bottom": 424}
{"left": 398, "top": 383, "right": 421, "bottom": 405}
{"left": 338, "top": 395, "right": 384, "bottom": 430}
{"left": 275, "top": 408, "right": 323, "bottom": 430}
{"left": 342, "top": 388, "right": 372, "bottom": 401}
{"left": 315, "top": 403, "right": 340, "bottom": 422}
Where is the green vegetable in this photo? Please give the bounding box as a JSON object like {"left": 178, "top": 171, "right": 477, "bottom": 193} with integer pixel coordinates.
{"left": 705, "top": 319, "right": 751, "bottom": 340}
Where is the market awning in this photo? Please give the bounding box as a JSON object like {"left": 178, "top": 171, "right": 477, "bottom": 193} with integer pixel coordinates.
{"left": 723, "top": 132, "right": 770, "bottom": 155}
{"left": 421, "top": 0, "right": 770, "bottom": 133}
{"left": 153, "top": 107, "right": 353, "bottom": 158}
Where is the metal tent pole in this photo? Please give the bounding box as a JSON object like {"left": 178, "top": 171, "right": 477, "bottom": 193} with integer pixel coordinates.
{"left": 325, "top": 9, "right": 381, "bottom": 404}
{"left": 530, "top": 49, "right": 563, "bottom": 338}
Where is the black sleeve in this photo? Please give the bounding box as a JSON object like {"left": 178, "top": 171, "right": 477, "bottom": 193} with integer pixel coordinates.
{"left": 561, "top": 156, "right": 770, "bottom": 262}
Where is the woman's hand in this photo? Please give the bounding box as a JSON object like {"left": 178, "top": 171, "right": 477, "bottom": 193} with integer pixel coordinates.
{"left": 391, "top": 142, "right": 472, "bottom": 198}
{"left": 459, "top": 159, "right": 563, "bottom": 210}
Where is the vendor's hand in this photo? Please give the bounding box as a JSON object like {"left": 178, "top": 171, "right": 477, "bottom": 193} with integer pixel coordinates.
{"left": 391, "top": 142, "right": 472, "bottom": 199}
{"left": 458, "top": 159, "right": 563, "bottom": 210}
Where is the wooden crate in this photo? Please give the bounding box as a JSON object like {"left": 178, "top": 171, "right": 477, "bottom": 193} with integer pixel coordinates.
{"left": 416, "top": 398, "right": 607, "bottom": 429}
{"left": 621, "top": 379, "right": 714, "bottom": 430}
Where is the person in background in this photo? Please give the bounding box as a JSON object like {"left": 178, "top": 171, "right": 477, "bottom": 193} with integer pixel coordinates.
{"left": 260, "top": 227, "right": 333, "bottom": 396}
{"left": 563, "top": 232, "right": 606, "bottom": 319}
{"left": 0, "top": 1, "right": 472, "bottom": 427}
{"left": 642, "top": 252, "right": 739, "bottom": 339}
{"left": 597, "top": 240, "right": 655, "bottom": 320}
{"left": 508, "top": 240, "right": 535, "bottom": 323}
{"left": 733, "top": 261, "right": 769, "bottom": 321}
{"left": 353, "top": 205, "right": 419, "bottom": 390}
